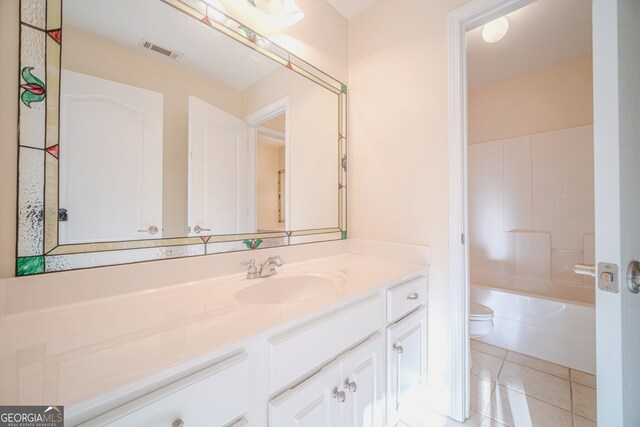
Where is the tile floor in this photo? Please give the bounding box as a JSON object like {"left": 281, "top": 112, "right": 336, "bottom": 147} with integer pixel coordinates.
{"left": 400, "top": 340, "right": 597, "bottom": 427}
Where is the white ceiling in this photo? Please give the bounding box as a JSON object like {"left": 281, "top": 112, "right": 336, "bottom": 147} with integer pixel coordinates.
{"left": 467, "top": 0, "right": 592, "bottom": 88}
{"left": 64, "top": 0, "right": 280, "bottom": 92}
{"left": 324, "top": 0, "right": 381, "bottom": 19}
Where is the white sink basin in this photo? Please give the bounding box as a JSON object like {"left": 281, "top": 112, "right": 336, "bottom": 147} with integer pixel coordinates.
{"left": 234, "top": 271, "right": 344, "bottom": 304}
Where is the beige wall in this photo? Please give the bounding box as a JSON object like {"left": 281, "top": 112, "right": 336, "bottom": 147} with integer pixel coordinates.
{"left": 349, "top": 0, "right": 469, "bottom": 408}
{"left": 0, "top": 0, "right": 347, "bottom": 278}
{"left": 0, "top": 1, "right": 19, "bottom": 279}
{"left": 469, "top": 54, "right": 593, "bottom": 144}
{"left": 63, "top": 25, "right": 243, "bottom": 238}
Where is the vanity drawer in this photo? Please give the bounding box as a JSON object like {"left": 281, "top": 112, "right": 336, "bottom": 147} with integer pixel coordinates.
{"left": 80, "top": 353, "right": 249, "bottom": 427}
{"left": 269, "top": 295, "right": 383, "bottom": 392}
{"left": 386, "top": 275, "right": 428, "bottom": 322}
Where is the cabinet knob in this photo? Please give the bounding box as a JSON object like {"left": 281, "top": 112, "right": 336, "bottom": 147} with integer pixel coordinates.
{"left": 393, "top": 343, "right": 404, "bottom": 354}
{"left": 406, "top": 292, "right": 419, "bottom": 300}
{"left": 173, "top": 419, "right": 184, "bottom": 427}
{"left": 332, "top": 387, "right": 346, "bottom": 403}
{"left": 344, "top": 378, "right": 357, "bottom": 392}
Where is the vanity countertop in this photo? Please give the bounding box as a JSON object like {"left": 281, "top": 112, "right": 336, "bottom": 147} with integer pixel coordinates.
{"left": 0, "top": 253, "right": 427, "bottom": 407}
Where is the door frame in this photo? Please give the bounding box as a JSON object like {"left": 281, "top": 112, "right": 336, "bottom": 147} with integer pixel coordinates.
{"left": 245, "top": 97, "right": 291, "bottom": 231}
{"left": 447, "top": 0, "right": 537, "bottom": 421}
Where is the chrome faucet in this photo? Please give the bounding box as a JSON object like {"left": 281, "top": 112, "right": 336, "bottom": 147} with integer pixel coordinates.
{"left": 241, "top": 256, "right": 285, "bottom": 279}
{"left": 258, "top": 256, "right": 285, "bottom": 278}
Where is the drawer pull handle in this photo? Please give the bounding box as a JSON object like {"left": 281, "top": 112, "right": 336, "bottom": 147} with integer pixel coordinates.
{"left": 173, "top": 420, "right": 184, "bottom": 427}
{"left": 344, "top": 378, "right": 357, "bottom": 393}
{"left": 393, "top": 343, "right": 404, "bottom": 354}
{"left": 407, "top": 292, "right": 420, "bottom": 300}
{"left": 332, "top": 387, "right": 346, "bottom": 403}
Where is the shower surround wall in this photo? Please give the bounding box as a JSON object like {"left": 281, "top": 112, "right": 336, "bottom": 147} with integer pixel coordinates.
{"left": 469, "top": 124, "right": 595, "bottom": 304}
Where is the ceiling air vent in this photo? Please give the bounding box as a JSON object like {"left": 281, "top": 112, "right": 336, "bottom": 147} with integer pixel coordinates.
{"left": 139, "top": 39, "right": 183, "bottom": 60}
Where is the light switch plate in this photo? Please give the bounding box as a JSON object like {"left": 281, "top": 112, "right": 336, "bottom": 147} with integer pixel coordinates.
{"left": 598, "top": 262, "right": 619, "bottom": 293}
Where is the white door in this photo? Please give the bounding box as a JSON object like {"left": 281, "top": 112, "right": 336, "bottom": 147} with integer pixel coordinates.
{"left": 593, "top": 0, "right": 640, "bottom": 425}
{"left": 269, "top": 361, "right": 342, "bottom": 427}
{"left": 339, "top": 333, "right": 384, "bottom": 427}
{"left": 59, "top": 70, "right": 163, "bottom": 243}
{"left": 387, "top": 307, "right": 428, "bottom": 426}
{"left": 188, "top": 96, "right": 252, "bottom": 236}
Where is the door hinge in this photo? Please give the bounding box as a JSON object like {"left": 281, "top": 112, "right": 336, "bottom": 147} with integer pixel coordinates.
{"left": 461, "top": 233, "right": 465, "bottom": 245}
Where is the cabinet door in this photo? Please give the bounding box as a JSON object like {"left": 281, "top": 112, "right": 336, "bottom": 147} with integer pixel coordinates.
{"left": 386, "top": 306, "right": 427, "bottom": 425}
{"left": 269, "top": 361, "right": 342, "bottom": 427}
{"left": 339, "top": 333, "right": 385, "bottom": 427}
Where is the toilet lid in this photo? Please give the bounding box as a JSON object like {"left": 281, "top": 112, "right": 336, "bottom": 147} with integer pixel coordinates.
{"left": 470, "top": 302, "right": 493, "bottom": 319}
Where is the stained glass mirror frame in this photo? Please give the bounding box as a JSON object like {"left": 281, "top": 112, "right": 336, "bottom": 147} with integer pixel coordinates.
{"left": 16, "top": 0, "right": 347, "bottom": 276}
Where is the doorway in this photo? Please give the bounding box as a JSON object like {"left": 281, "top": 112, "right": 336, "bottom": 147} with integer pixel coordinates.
{"left": 447, "top": 0, "right": 604, "bottom": 423}
{"left": 245, "top": 97, "right": 291, "bottom": 233}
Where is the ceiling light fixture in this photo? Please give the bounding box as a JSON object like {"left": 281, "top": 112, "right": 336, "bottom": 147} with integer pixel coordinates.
{"left": 482, "top": 16, "right": 509, "bottom": 43}
{"left": 248, "top": 0, "right": 304, "bottom": 27}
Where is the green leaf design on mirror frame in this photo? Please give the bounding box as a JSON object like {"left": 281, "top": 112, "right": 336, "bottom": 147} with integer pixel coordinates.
{"left": 243, "top": 239, "right": 264, "bottom": 249}
{"left": 21, "top": 91, "right": 45, "bottom": 108}
{"left": 22, "top": 66, "right": 45, "bottom": 86}
{"left": 20, "top": 66, "right": 46, "bottom": 107}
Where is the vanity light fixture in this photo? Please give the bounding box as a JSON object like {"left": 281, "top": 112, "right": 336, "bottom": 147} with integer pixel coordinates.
{"left": 279, "top": 0, "right": 304, "bottom": 27}
{"left": 203, "top": 0, "right": 229, "bottom": 24}
{"left": 248, "top": 0, "right": 304, "bottom": 27}
{"left": 482, "top": 16, "right": 509, "bottom": 43}
{"left": 249, "top": 0, "right": 284, "bottom": 14}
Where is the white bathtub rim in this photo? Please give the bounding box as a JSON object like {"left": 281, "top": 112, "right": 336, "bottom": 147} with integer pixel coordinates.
{"left": 471, "top": 284, "right": 595, "bottom": 337}
{"left": 471, "top": 283, "right": 595, "bottom": 309}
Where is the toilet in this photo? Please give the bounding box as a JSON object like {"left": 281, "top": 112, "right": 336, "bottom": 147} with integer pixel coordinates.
{"left": 469, "top": 302, "right": 494, "bottom": 338}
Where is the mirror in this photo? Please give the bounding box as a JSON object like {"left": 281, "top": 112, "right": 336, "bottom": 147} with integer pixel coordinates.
{"left": 15, "top": 0, "right": 346, "bottom": 275}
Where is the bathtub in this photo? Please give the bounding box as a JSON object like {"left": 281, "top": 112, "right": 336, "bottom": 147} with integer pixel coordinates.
{"left": 471, "top": 284, "right": 596, "bottom": 374}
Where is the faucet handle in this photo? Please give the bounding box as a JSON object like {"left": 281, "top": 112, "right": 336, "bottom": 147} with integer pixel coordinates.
{"left": 241, "top": 259, "right": 255, "bottom": 267}
{"left": 241, "top": 259, "right": 259, "bottom": 279}
{"left": 271, "top": 255, "right": 285, "bottom": 267}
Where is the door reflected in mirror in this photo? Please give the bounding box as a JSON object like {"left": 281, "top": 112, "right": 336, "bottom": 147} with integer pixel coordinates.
{"left": 59, "top": 70, "right": 164, "bottom": 244}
